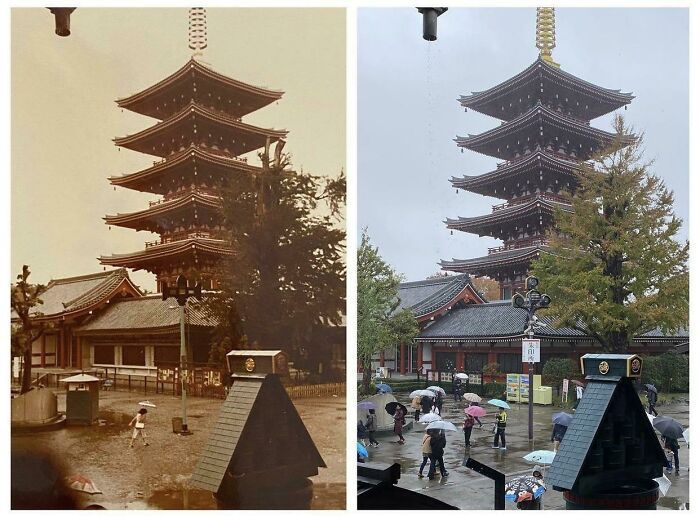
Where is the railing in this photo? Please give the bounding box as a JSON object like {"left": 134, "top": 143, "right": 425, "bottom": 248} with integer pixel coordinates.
{"left": 492, "top": 193, "right": 569, "bottom": 212}
{"left": 488, "top": 238, "right": 548, "bottom": 255}
{"left": 285, "top": 382, "right": 346, "bottom": 400}
{"left": 144, "top": 232, "right": 217, "bottom": 248}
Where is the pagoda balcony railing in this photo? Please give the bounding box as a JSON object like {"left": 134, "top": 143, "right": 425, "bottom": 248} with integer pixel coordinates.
{"left": 488, "top": 238, "right": 549, "bottom": 255}
{"left": 145, "top": 231, "right": 221, "bottom": 248}
{"left": 491, "top": 193, "right": 569, "bottom": 212}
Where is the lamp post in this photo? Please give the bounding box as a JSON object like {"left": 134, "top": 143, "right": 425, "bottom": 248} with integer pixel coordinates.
{"left": 162, "top": 275, "right": 202, "bottom": 435}
{"left": 512, "top": 276, "right": 551, "bottom": 441}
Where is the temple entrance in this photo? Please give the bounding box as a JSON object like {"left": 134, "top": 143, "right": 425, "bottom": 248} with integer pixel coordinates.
{"left": 435, "top": 352, "right": 456, "bottom": 372}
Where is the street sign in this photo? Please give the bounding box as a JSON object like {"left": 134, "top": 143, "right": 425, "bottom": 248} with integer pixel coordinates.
{"left": 522, "top": 338, "right": 541, "bottom": 363}
{"left": 562, "top": 378, "right": 569, "bottom": 402}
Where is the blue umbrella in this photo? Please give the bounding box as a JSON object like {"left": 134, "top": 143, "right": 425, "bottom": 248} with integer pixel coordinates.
{"left": 552, "top": 412, "right": 573, "bottom": 427}
{"left": 357, "top": 441, "right": 369, "bottom": 458}
{"left": 488, "top": 399, "right": 510, "bottom": 410}
{"left": 523, "top": 450, "right": 556, "bottom": 465}
{"left": 375, "top": 383, "right": 392, "bottom": 394}
{"left": 357, "top": 401, "right": 376, "bottom": 410}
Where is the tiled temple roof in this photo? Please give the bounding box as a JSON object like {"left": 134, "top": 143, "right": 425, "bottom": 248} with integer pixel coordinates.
{"left": 76, "top": 294, "right": 217, "bottom": 332}
{"left": 396, "top": 274, "right": 484, "bottom": 318}
{"left": 441, "top": 246, "right": 544, "bottom": 273}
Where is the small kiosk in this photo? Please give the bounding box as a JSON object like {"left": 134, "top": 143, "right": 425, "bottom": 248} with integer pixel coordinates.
{"left": 60, "top": 373, "right": 101, "bottom": 425}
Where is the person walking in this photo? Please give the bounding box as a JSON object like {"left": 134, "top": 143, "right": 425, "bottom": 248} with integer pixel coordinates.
{"left": 453, "top": 373, "right": 462, "bottom": 401}
{"left": 663, "top": 435, "right": 680, "bottom": 475}
{"left": 420, "top": 395, "right": 433, "bottom": 415}
{"left": 128, "top": 408, "right": 149, "bottom": 448}
{"left": 551, "top": 422, "right": 567, "bottom": 451}
{"left": 573, "top": 384, "right": 584, "bottom": 410}
{"left": 646, "top": 387, "right": 659, "bottom": 416}
{"left": 418, "top": 429, "right": 435, "bottom": 478}
{"left": 366, "top": 409, "right": 380, "bottom": 448}
{"left": 435, "top": 392, "right": 444, "bottom": 414}
{"left": 393, "top": 406, "right": 406, "bottom": 444}
{"left": 492, "top": 407, "right": 507, "bottom": 450}
{"left": 357, "top": 420, "right": 368, "bottom": 447}
{"left": 463, "top": 412, "right": 475, "bottom": 448}
{"left": 428, "top": 430, "right": 448, "bottom": 479}
{"left": 470, "top": 401, "right": 484, "bottom": 428}
{"left": 431, "top": 398, "right": 440, "bottom": 416}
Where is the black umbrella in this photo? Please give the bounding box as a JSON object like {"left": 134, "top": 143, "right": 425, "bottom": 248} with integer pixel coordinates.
{"left": 653, "top": 416, "right": 684, "bottom": 439}
{"left": 644, "top": 384, "right": 658, "bottom": 394}
{"left": 552, "top": 412, "right": 573, "bottom": 427}
{"left": 385, "top": 401, "right": 407, "bottom": 416}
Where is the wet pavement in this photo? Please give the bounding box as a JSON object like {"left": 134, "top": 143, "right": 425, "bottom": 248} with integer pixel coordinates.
{"left": 361, "top": 394, "right": 689, "bottom": 510}
{"left": 13, "top": 389, "right": 345, "bottom": 509}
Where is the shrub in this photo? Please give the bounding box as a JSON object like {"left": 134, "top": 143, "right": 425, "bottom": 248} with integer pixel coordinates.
{"left": 542, "top": 358, "right": 578, "bottom": 388}
{"left": 641, "top": 353, "right": 688, "bottom": 393}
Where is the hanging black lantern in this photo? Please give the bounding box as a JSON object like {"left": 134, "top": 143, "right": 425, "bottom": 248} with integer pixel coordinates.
{"left": 416, "top": 8, "right": 448, "bottom": 41}
{"left": 47, "top": 8, "right": 76, "bottom": 37}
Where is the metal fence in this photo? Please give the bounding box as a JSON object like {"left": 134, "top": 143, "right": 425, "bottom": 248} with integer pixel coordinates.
{"left": 22, "top": 370, "right": 346, "bottom": 400}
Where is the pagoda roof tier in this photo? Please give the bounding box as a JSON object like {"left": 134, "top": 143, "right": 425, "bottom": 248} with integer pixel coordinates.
{"left": 450, "top": 150, "right": 584, "bottom": 200}
{"left": 109, "top": 145, "right": 262, "bottom": 194}
{"left": 459, "top": 57, "right": 633, "bottom": 122}
{"left": 445, "top": 196, "right": 572, "bottom": 236}
{"left": 114, "top": 102, "right": 287, "bottom": 158}
{"left": 116, "top": 58, "right": 284, "bottom": 121}
{"left": 455, "top": 103, "right": 635, "bottom": 161}
{"left": 104, "top": 192, "right": 222, "bottom": 232}
{"left": 440, "top": 245, "right": 545, "bottom": 276}
{"left": 99, "top": 237, "right": 232, "bottom": 271}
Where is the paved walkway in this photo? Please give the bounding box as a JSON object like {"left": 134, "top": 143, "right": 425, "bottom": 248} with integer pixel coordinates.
{"left": 361, "top": 394, "right": 689, "bottom": 510}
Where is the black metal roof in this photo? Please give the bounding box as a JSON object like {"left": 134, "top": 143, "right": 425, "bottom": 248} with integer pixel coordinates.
{"left": 189, "top": 375, "right": 325, "bottom": 494}
{"left": 548, "top": 378, "right": 667, "bottom": 492}
{"left": 441, "top": 246, "right": 543, "bottom": 274}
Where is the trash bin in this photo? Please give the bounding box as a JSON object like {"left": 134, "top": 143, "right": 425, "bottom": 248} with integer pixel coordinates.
{"left": 172, "top": 417, "right": 183, "bottom": 433}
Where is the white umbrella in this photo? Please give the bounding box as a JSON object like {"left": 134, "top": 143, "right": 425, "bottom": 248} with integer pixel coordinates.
{"left": 419, "top": 413, "right": 442, "bottom": 424}
{"left": 66, "top": 474, "right": 102, "bottom": 495}
{"left": 409, "top": 389, "right": 436, "bottom": 398}
{"left": 427, "top": 386, "right": 446, "bottom": 396}
{"left": 646, "top": 412, "right": 656, "bottom": 425}
{"left": 426, "top": 420, "right": 458, "bottom": 432}
{"left": 455, "top": 373, "right": 469, "bottom": 380}
{"left": 654, "top": 474, "right": 672, "bottom": 497}
{"left": 138, "top": 401, "right": 157, "bottom": 408}
{"left": 683, "top": 428, "right": 689, "bottom": 445}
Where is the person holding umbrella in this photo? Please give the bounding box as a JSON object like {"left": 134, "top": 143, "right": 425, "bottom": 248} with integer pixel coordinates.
{"left": 420, "top": 394, "right": 433, "bottom": 415}
{"left": 418, "top": 429, "right": 435, "bottom": 478}
{"left": 366, "top": 409, "right": 380, "bottom": 448}
{"left": 428, "top": 430, "right": 448, "bottom": 479}
{"left": 551, "top": 412, "right": 572, "bottom": 451}
{"left": 393, "top": 405, "right": 406, "bottom": 444}
{"left": 663, "top": 435, "right": 680, "bottom": 475}
{"left": 493, "top": 406, "right": 508, "bottom": 450}
{"left": 453, "top": 372, "right": 461, "bottom": 401}
{"left": 463, "top": 411, "right": 476, "bottom": 448}
{"left": 128, "top": 408, "right": 149, "bottom": 448}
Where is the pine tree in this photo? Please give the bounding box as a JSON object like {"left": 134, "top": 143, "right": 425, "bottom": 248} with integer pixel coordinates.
{"left": 358, "top": 230, "right": 419, "bottom": 393}
{"left": 11, "top": 266, "right": 48, "bottom": 393}
{"left": 207, "top": 150, "right": 346, "bottom": 378}
{"left": 530, "top": 115, "right": 688, "bottom": 352}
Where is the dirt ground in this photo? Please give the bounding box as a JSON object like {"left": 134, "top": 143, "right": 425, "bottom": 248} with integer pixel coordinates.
{"left": 12, "top": 389, "right": 346, "bottom": 509}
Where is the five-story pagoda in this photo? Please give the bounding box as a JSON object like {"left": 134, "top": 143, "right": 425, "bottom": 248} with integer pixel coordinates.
{"left": 100, "top": 8, "right": 287, "bottom": 291}
{"left": 440, "top": 8, "right": 635, "bottom": 299}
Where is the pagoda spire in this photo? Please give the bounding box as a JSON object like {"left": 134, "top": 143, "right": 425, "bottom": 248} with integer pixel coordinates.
{"left": 536, "top": 7, "right": 559, "bottom": 68}
{"left": 188, "top": 7, "right": 208, "bottom": 59}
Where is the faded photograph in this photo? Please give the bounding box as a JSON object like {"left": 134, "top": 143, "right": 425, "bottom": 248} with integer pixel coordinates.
{"left": 357, "top": 7, "right": 688, "bottom": 510}
{"left": 11, "top": 8, "right": 345, "bottom": 510}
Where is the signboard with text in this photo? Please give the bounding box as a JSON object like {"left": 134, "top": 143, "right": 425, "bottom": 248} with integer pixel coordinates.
{"left": 522, "top": 338, "right": 541, "bottom": 363}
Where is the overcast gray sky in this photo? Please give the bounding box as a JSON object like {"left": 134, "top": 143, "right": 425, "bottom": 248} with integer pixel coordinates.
{"left": 358, "top": 8, "right": 689, "bottom": 282}
{"left": 12, "top": 8, "right": 345, "bottom": 291}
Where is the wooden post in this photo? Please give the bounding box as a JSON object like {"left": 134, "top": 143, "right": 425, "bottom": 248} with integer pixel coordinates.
{"left": 41, "top": 335, "right": 46, "bottom": 368}
{"left": 128, "top": 375, "right": 131, "bottom": 391}
{"left": 145, "top": 376, "right": 147, "bottom": 395}
{"left": 76, "top": 335, "right": 82, "bottom": 369}
{"left": 400, "top": 344, "right": 406, "bottom": 374}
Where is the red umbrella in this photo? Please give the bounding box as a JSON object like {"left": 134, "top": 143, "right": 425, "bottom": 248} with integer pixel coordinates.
{"left": 465, "top": 406, "right": 487, "bottom": 417}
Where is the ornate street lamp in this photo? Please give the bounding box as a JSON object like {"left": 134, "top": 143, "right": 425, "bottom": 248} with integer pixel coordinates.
{"left": 162, "top": 275, "right": 202, "bottom": 435}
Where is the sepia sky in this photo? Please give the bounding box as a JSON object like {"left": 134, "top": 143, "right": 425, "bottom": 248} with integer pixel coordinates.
{"left": 11, "top": 8, "right": 346, "bottom": 291}
{"left": 358, "top": 8, "right": 689, "bottom": 282}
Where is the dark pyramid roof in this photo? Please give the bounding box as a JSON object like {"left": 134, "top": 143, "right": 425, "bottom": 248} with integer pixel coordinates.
{"left": 189, "top": 374, "right": 325, "bottom": 494}
{"left": 548, "top": 378, "right": 667, "bottom": 493}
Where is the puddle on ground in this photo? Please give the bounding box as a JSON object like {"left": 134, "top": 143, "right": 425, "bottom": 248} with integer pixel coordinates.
{"left": 657, "top": 496, "right": 685, "bottom": 510}
{"left": 144, "top": 483, "right": 345, "bottom": 510}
